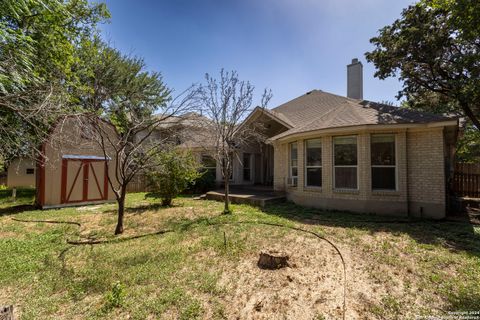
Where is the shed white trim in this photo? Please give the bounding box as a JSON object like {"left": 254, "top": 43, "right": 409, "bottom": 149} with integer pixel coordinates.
{"left": 62, "top": 155, "right": 111, "bottom": 160}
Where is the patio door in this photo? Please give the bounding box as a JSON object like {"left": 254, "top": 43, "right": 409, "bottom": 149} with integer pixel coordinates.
{"left": 61, "top": 158, "right": 108, "bottom": 204}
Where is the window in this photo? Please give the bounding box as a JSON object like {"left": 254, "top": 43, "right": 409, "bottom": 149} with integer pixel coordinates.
{"left": 371, "top": 134, "right": 396, "bottom": 190}
{"left": 26, "top": 168, "right": 34, "bottom": 175}
{"left": 305, "top": 139, "right": 322, "bottom": 187}
{"left": 289, "top": 142, "right": 298, "bottom": 186}
{"left": 201, "top": 155, "right": 216, "bottom": 179}
{"left": 243, "top": 153, "right": 251, "bottom": 181}
{"left": 334, "top": 136, "right": 358, "bottom": 189}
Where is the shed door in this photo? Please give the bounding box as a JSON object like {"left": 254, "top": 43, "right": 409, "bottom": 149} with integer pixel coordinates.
{"left": 61, "top": 159, "right": 108, "bottom": 204}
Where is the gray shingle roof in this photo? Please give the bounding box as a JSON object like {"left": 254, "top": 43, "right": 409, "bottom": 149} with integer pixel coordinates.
{"left": 270, "top": 90, "right": 456, "bottom": 140}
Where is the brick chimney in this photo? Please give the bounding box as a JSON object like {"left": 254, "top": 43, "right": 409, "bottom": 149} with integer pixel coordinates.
{"left": 347, "top": 58, "right": 363, "bottom": 100}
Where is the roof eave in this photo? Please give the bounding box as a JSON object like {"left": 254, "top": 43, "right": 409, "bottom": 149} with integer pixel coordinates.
{"left": 268, "top": 119, "right": 459, "bottom": 143}
{"left": 237, "top": 106, "right": 294, "bottom": 133}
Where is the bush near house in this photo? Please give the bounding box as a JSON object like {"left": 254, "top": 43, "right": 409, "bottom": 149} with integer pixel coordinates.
{"left": 186, "top": 170, "right": 216, "bottom": 194}
{"left": 146, "top": 150, "right": 202, "bottom": 206}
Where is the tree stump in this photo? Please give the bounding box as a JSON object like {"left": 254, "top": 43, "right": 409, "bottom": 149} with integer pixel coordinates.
{"left": 257, "top": 250, "right": 289, "bottom": 269}
{"left": 0, "top": 305, "right": 14, "bottom": 320}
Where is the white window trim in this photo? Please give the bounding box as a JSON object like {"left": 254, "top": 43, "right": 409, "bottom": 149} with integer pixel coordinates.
{"left": 333, "top": 135, "right": 359, "bottom": 190}
{"left": 288, "top": 142, "right": 298, "bottom": 186}
{"left": 371, "top": 133, "right": 398, "bottom": 191}
{"left": 304, "top": 139, "right": 322, "bottom": 188}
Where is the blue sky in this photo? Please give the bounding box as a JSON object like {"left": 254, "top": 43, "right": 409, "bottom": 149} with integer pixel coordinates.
{"left": 99, "top": 0, "right": 415, "bottom": 108}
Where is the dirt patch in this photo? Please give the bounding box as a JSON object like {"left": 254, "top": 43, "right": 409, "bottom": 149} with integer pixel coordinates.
{"left": 218, "top": 233, "right": 346, "bottom": 320}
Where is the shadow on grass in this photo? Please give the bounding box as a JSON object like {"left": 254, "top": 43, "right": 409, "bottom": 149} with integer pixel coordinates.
{"left": 261, "top": 202, "right": 480, "bottom": 257}
{"left": 0, "top": 188, "right": 37, "bottom": 216}
{"left": 0, "top": 204, "right": 38, "bottom": 216}
{"left": 103, "top": 202, "right": 184, "bottom": 216}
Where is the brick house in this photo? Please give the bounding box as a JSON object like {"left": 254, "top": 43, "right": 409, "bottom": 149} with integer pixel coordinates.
{"left": 218, "top": 59, "right": 458, "bottom": 218}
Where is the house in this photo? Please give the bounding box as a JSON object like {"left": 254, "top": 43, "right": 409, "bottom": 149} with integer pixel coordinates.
{"left": 36, "top": 116, "right": 119, "bottom": 209}
{"left": 7, "top": 158, "right": 36, "bottom": 188}
{"left": 206, "top": 59, "right": 458, "bottom": 218}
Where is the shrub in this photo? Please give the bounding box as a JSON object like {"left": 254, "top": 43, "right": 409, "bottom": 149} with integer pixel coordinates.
{"left": 187, "top": 169, "right": 216, "bottom": 194}
{"left": 147, "top": 150, "right": 202, "bottom": 206}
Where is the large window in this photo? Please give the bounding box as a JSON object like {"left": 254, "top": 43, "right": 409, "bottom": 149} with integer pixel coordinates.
{"left": 289, "top": 142, "right": 298, "bottom": 186}
{"left": 334, "top": 136, "right": 358, "bottom": 189}
{"left": 371, "top": 134, "right": 396, "bottom": 190}
{"left": 305, "top": 139, "right": 322, "bottom": 187}
{"left": 201, "top": 155, "right": 216, "bottom": 180}
{"left": 243, "top": 153, "right": 251, "bottom": 181}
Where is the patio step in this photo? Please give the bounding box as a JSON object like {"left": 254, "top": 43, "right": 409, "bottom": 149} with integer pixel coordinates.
{"left": 193, "top": 194, "right": 207, "bottom": 200}
{"left": 205, "top": 190, "right": 285, "bottom": 208}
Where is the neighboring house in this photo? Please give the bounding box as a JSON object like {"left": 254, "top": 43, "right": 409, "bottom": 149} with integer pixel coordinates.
{"left": 7, "top": 158, "right": 36, "bottom": 188}
{"left": 185, "top": 59, "right": 458, "bottom": 219}
{"left": 36, "top": 116, "right": 119, "bottom": 209}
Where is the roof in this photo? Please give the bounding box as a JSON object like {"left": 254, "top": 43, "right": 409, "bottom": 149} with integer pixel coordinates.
{"left": 269, "top": 90, "right": 457, "bottom": 140}
{"left": 154, "top": 112, "right": 210, "bottom": 128}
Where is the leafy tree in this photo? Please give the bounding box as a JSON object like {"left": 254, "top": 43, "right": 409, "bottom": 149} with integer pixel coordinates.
{"left": 147, "top": 150, "right": 202, "bottom": 206}
{"left": 456, "top": 124, "right": 480, "bottom": 162}
{"left": 365, "top": 0, "right": 480, "bottom": 129}
{"left": 0, "top": 0, "right": 109, "bottom": 161}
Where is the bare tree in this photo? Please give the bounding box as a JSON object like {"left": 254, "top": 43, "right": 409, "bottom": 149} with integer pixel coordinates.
{"left": 85, "top": 88, "right": 198, "bottom": 234}
{"left": 197, "top": 69, "right": 271, "bottom": 214}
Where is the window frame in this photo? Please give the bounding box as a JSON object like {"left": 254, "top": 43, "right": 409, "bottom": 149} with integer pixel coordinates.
{"left": 304, "top": 138, "right": 322, "bottom": 188}
{"left": 26, "top": 168, "right": 35, "bottom": 175}
{"left": 333, "top": 135, "right": 359, "bottom": 190}
{"left": 371, "top": 133, "right": 398, "bottom": 191}
{"left": 200, "top": 154, "right": 217, "bottom": 179}
{"left": 289, "top": 142, "right": 298, "bottom": 186}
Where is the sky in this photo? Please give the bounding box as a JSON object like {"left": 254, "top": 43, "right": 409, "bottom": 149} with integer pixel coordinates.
{"left": 99, "top": 0, "right": 416, "bottom": 108}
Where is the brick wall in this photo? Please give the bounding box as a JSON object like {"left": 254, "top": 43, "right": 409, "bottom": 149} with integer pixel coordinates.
{"left": 272, "top": 128, "right": 446, "bottom": 218}
{"left": 407, "top": 128, "right": 445, "bottom": 217}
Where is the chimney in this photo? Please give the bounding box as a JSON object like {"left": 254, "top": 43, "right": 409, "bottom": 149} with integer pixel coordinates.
{"left": 347, "top": 58, "right": 363, "bottom": 100}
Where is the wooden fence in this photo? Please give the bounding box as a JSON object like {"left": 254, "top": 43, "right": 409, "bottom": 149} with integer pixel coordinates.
{"left": 452, "top": 163, "right": 480, "bottom": 198}
{"left": 126, "top": 174, "right": 150, "bottom": 193}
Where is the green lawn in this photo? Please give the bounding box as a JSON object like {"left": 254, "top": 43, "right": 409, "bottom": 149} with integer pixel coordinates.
{"left": 0, "top": 191, "right": 479, "bottom": 319}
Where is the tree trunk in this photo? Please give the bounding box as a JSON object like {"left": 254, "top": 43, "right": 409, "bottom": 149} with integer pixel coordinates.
{"left": 115, "top": 189, "right": 126, "bottom": 235}
{"left": 162, "top": 198, "right": 172, "bottom": 206}
{"left": 223, "top": 179, "right": 230, "bottom": 214}
{"left": 257, "top": 251, "right": 290, "bottom": 269}
{"left": 461, "top": 102, "right": 480, "bottom": 130}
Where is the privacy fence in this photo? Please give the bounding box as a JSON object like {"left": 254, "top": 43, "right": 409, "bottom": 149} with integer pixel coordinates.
{"left": 126, "top": 174, "right": 150, "bottom": 193}
{"left": 452, "top": 162, "right": 480, "bottom": 198}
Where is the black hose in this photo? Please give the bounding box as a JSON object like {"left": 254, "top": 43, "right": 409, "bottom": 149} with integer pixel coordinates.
{"left": 12, "top": 216, "right": 347, "bottom": 319}
{"left": 66, "top": 229, "right": 172, "bottom": 245}
{"left": 11, "top": 217, "right": 81, "bottom": 227}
